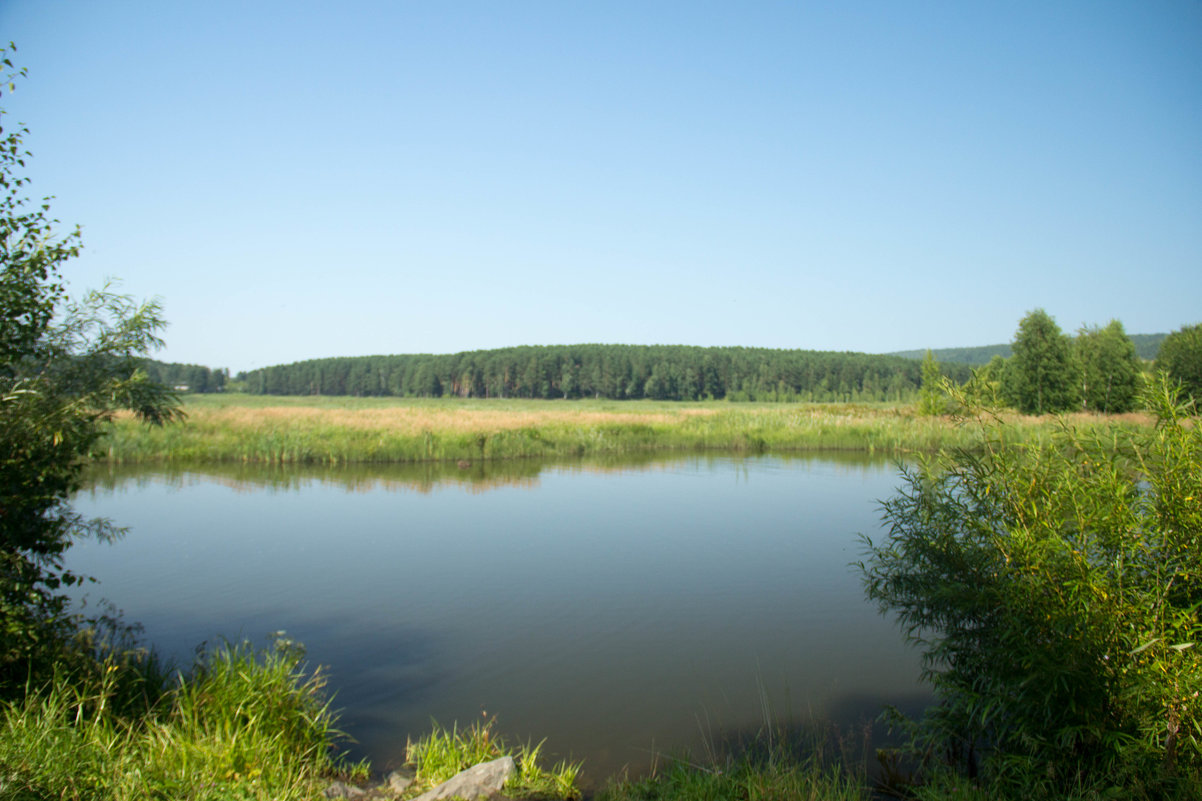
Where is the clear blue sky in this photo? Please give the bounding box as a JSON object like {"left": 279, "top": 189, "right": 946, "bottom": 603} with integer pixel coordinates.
{"left": 3, "top": 1, "right": 1199, "bottom": 372}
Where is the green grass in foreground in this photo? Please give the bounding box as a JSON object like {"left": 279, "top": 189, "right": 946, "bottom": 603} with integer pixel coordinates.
{"left": 96, "top": 394, "right": 1152, "bottom": 464}
{"left": 0, "top": 636, "right": 584, "bottom": 801}
{"left": 5, "top": 640, "right": 1192, "bottom": 801}
{"left": 0, "top": 637, "right": 367, "bottom": 801}
{"left": 403, "top": 717, "right": 582, "bottom": 799}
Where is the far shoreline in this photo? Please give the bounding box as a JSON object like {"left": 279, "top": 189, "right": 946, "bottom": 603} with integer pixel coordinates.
{"left": 95, "top": 393, "right": 1153, "bottom": 465}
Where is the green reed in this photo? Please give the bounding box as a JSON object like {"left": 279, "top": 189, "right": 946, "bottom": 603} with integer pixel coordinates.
{"left": 0, "top": 636, "right": 365, "bottom": 801}
{"left": 96, "top": 395, "right": 1146, "bottom": 464}
{"left": 404, "top": 717, "right": 582, "bottom": 799}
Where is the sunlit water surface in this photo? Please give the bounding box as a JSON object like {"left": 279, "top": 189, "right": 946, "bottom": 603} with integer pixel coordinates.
{"left": 71, "top": 454, "right": 929, "bottom": 783}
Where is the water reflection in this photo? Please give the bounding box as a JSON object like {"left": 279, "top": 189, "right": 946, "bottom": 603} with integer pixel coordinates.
{"left": 83, "top": 451, "right": 894, "bottom": 495}
{"left": 72, "top": 453, "right": 925, "bottom": 784}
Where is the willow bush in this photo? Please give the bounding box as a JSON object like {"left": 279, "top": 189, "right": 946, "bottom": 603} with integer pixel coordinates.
{"left": 861, "top": 375, "right": 1201, "bottom": 798}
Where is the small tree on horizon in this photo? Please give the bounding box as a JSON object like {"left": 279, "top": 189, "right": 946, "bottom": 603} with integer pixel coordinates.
{"left": 917, "top": 349, "right": 946, "bottom": 415}
{"left": 1157, "top": 322, "right": 1202, "bottom": 402}
{"left": 1075, "top": 319, "right": 1141, "bottom": 413}
{"left": 1003, "top": 308, "right": 1078, "bottom": 414}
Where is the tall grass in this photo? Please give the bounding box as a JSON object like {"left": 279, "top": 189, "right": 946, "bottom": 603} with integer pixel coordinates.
{"left": 0, "top": 637, "right": 364, "bottom": 801}
{"left": 404, "top": 716, "right": 582, "bottom": 799}
{"left": 0, "top": 637, "right": 582, "bottom": 800}
{"left": 95, "top": 395, "right": 1152, "bottom": 464}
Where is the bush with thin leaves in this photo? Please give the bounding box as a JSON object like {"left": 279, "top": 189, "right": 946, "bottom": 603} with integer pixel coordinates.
{"left": 860, "top": 373, "right": 1201, "bottom": 797}
{"left": 1, "top": 44, "right": 181, "bottom": 695}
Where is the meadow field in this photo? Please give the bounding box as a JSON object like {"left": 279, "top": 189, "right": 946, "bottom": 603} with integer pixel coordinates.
{"left": 96, "top": 393, "right": 1152, "bottom": 464}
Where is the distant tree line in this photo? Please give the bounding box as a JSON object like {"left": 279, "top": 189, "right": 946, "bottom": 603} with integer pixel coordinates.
{"left": 232, "top": 345, "right": 975, "bottom": 402}
{"left": 891, "top": 333, "right": 1167, "bottom": 366}
{"left": 937, "top": 312, "right": 1201, "bottom": 415}
{"left": 140, "top": 360, "right": 229, "bottom": 393}
{"left": 214, "top": 317, "right": 1201, "bottom": 410}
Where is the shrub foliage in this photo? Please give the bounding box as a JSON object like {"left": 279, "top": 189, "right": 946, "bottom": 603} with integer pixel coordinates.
{"left": 1, "top": 45, "right": 180, "bottom": 693}
{"left": 861, "top": 375, "right": 1201, "bottom": 795}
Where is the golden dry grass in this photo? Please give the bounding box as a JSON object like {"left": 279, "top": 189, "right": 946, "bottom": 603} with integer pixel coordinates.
{"left": 103, "top": 395, "right": 1155, "bottom": 464}
{"left": 117, "top": 403, "right": 721, "bottom": 438}
{"left": 115, "top": 401, "right": 1150, "bottom": 435}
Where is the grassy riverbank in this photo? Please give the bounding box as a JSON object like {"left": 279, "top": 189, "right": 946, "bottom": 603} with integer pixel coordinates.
{"left": 96, "top": 394, "right": 1152, "bottom": 463}
{"left": 0, "top": 638, "right": 367, "bottom": 801}
{"left": 6, "top": 650, "right": 1194, "bottom": 801}
{"left": 0, "top": 637, "right": 867, "bottom": 800}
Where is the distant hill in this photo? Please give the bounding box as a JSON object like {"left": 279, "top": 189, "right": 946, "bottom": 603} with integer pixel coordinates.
{"left": 890, "top": 333, "right": 1167, "bottom": 365}
{"left": 888, "top": 344, "right": 1012, "bottom": 366}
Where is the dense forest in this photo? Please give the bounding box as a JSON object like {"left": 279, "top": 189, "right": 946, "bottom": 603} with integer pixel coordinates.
{"left": 231, "top": 345, "right": 975, "bottom": 402}
{"left": 139, "top": 360, "right": 230, "bottom": 393}
{"left": 152, "top": 323, "right": 1189, "bottom": 407}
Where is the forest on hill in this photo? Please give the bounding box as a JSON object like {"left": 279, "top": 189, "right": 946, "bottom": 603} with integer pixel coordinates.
{"left": 229, "top": 345, "right": 975, "bottom": 402}
{"left": 145, "top": 324, "right": 1190, "bottom": 405}
{"left": 138, "top": 360, "right": 230, "bottom": 393}
{"left": 890, "top": 332, "right": 1167, "bottom": 365}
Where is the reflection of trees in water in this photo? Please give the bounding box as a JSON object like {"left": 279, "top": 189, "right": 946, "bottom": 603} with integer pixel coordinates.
{"left": 81, "top": 451, "right": 894, "bottom": 496}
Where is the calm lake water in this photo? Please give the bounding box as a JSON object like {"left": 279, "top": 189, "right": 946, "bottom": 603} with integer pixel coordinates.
{"left": 71, "top": 454, "right": 929, "bottom": 782}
